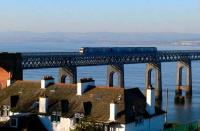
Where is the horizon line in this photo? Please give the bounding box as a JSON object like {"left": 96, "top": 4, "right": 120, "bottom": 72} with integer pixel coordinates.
{"left": 1, "top": 31, "right": 200, "bottom": 35}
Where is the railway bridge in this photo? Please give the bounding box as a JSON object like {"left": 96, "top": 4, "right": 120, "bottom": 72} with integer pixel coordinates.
{"left": 1, "top": 47, "right": 200, "bottom": 100}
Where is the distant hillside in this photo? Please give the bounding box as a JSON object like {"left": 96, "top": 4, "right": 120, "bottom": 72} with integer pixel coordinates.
{"left": 0, "top": 32, "right": 200, "bottom": 45}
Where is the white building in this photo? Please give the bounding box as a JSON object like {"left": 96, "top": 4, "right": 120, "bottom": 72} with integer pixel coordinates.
{"left": 0, "top": 77, "right": 165, "bottom": 131}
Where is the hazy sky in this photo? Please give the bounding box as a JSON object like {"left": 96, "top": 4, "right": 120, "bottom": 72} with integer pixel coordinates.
{"left": 0, "top": 0, "right": 200, "bottom": 33}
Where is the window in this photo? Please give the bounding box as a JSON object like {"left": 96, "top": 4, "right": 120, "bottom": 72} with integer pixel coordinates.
{"left": 83, "top": 102, "right": 92, "bottom": 116}
{"left": 2, "top": 105, "right": 10, "bottom": 117}
{"left": 10, "top": 118, "right": 18, "bottom": 128}
{"left": 51, "top": 112, "right": 61, "bottom": 122}
{"left": 74, "top": 113, "right": 84, "bottom": 119}
{"left": 74, "top": 113, "right": 84, "bottom": 123}
{"left": 60, "top": 100, "right": 69, "bottom": 114}
{"left": 10, "top": 95, "right": 19, "bottom": 108}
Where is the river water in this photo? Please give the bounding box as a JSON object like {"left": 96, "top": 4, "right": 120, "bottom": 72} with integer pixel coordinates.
{"left": 1, "top": 42, "right": 200, "bottom": 123}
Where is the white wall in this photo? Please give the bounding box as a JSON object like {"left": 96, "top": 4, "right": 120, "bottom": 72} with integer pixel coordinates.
{"left": 146, "top": 88, "right": 155, "bottom": 115}
{"left": 110, "top": 124, "right": 125, "bottom": 131}
{"left": 52, "top": 117, "right": 74, "bottom": 131}
{"left": 38, "top": 115, "right": 74, "bottom": 131}
{"left": 0, "top": 116, "right": 10, "bottom": 122}
{"left": 37, "top": 114, "right": 164, "bottom": 131}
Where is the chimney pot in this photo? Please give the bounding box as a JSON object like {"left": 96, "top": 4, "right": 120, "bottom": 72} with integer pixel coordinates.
{"left": 41, "top": 75, "right": 54, "bottom": 89}
{"left": 109, "top": 102, "right": 117, "bottom": 121}
{"left": 39, "top": 96, "right": 48, "bottom": 113}
{"left": 77, "top": 78, "right": 95, "bottom": 95}
{"left": 7, "top": 79, "right": 12, "bottom": 87}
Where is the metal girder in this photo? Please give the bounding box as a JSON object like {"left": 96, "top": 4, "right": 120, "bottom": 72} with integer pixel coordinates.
{"left": 21, "top": 50, "right": 200, "bottom": 69}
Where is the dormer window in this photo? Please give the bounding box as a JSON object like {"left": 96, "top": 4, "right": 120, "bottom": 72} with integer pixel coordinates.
{"left": 83, "top": 101, "right": 92, "bottom": 116}
{"left": 10, "top": 95, "right": 19, "bottom": 108}
{"left": 61, "top": 100, "right": 69, "bottom": 114}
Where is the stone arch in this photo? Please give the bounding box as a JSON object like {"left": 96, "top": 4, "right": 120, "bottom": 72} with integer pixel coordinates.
{"left": 60, "top": 75, "right": 72, "bottom": 84}
{"left": 145, "top": 62, "right": 162, "bottom": 100}
{"left": 59, "top": 67, "right": 77, "bottom": 84}
{"left": 107, "top": 64, "right": 124, "bottom": 88}
{"left": 147, "top": 68, "right": 156, "bottom": 88}
{"left": 108, "top": 71, "right": 120, "bottom": 87}
{"left": 177, "top": 66, "right": 187, "bottom": 86}
{"left": 0, "top": 67, "right": 11, "bottom": 89}
{"left": 176, "top": 60, "right": 192, "bottom": 97}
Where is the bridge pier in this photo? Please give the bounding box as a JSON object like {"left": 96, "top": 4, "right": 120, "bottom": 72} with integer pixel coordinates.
{"left": 176, "top": 60, "right": 192, "bottom": 98}
{"left": 59, "top": 66, "right": 77, "bottom": 84}
{"left": 107, "top": 64, "right": 124, "bottom": 88}
{"left": 145, "top": 62, "right": 162, "bottom": 100}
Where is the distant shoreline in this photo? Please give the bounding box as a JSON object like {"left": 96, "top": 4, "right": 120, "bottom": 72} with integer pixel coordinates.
{"left": 0, "top": 32, "right": 200, "bottom": 45}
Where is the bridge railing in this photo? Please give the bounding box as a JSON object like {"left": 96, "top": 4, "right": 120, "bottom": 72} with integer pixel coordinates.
{"left": 21, "top": 52, "right": 80, "bottom": 56}
{"left": 159, "top": 50, "right": 200, "bottom": 53}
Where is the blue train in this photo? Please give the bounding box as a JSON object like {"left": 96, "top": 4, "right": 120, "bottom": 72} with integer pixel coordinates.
{"left": 80, "top": 47, "right": 157, "bottom": 55}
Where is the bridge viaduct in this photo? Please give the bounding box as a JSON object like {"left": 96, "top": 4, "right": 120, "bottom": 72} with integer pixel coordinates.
{"left": 0, "top": 47, "right": 199, "bottom": 101}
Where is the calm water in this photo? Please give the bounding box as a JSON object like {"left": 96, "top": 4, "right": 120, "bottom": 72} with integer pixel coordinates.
{"left": 1, "top": 42, "right": 200, "bottom": 123}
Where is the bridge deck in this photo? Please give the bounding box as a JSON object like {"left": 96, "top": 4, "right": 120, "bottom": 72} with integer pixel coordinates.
{"left": 20, "top": 49, "right": 200, "bottom": 69}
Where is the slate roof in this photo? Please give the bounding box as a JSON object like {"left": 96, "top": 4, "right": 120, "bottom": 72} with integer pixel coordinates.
{"left": 0, "top": 81, "right": 165, "bottom": 124}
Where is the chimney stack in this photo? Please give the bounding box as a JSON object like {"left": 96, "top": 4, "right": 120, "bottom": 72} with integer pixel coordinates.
{"left": 41, "top": 76, "right": 54, "bottom": 89}
{"left": 146, "top": 85, "right": 155, "bottom": 115}
{"left": 39, "top": 96, "right": 48, "bottom": 113}
{"left": 7, "top": 79, "right": 12, "bottom": 87}
{"left": 77, "top": 78, "right": 95, "bottom": 95}
{"left": 7, "top": 72, "right": 13, "bottom": 87}
{"left": 109, "top": 102, "right": 117, "bottom": 121}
